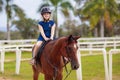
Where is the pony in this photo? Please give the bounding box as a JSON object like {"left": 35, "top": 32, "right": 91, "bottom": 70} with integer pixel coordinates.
{"left": 32, "top": 35, "right": 80, "bottom": 80}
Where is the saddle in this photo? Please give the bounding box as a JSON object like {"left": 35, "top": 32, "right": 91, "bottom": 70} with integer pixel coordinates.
{"left": 35, "top": 40, "right": 51, "bottom": 66}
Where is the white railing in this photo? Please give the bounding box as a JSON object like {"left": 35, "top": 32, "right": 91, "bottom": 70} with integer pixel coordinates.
{"left": 76, "top": 48, "right": 109, "bottom": 80}
{"left": 0, "top": 37, "right": 120, "bottom": 49}
{"left": 0, "top": 40, "right": 35, "bottom": 71}
{"left": 78, "top": 37, "right": 120, "bottom": 42}
{"left": 109, "top": 49, "right": 120, "bottom": 80}
{"left": 76, "top": 37, "right": 120, "bottom": 80}
{"left": 0, "top": 37, "right": 120, "bottom": 46}
{"left": 78, "top": 37, "right": 120, "bottom": 49}
{"left": 0, "top": 39, "right": 36, "bottom": 46}
{"left": 0, "top": 44, "right": 34, "bottom": 74}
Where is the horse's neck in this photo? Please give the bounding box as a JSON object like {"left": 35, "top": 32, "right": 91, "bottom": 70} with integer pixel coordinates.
{"left": 49, "top": 38, "right": 64, "bottom": 66}
{"left": 51, "top": 38, "right": 65, "bottom": 54}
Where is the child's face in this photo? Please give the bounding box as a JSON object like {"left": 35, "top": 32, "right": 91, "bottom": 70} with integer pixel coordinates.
{"left": 42, "top": 13, "right": 51, "bottom": 20}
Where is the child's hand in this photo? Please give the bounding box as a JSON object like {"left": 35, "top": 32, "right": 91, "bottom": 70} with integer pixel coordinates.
{"left": 50, "top": 37, "right": 53, "bottom": 40}
{"left": 45, "top": 37, "right": 50, "bottom": 41}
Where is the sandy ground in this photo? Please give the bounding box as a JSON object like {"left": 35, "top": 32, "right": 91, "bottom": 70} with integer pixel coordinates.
{"left": 0, "top": 77, "right": 12, "bottom": 80}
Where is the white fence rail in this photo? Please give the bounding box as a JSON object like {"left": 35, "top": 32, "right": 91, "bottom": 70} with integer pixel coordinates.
{"left": 0, "top": 39, "right": 36, "bottom": 46}
{"left": 78, "top": 37, "right": 120, "bottom": 49}
{"left": 0, "top": 47, "right": 32, "bottom": 74}
{"left": 109, "top": 49, "right": 120, "bottom": 80}
{"left": 0, "top": 37, "right": 120, "bottom": 49}
{"left": 0, "top": 37, "right": 120, "bottom": 80}
{"left": 0, "top": 44, "right": 34, "bottom": 74}
{"left": 76, "top": 48, "right": 109, "bottom": 80}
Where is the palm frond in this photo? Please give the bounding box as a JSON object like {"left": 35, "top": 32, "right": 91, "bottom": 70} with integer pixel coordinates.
{"left": 61, "top": 8, "right": 69, "bottom": 17}
{"left": 50, "top": 0, "right": 61, "bottom": 6}
{"left": 90, "top": 15, "right": 100, "bottom": 29}
{"left": 12, "top": 4, "right": 25, "bottom": 18}
{"left": 59, "top": 1, "right": 74, "bottom": 18}
{"left": 106, "top": 0, "right": 119, "bottom": 23}
{"left": 82, "top": 0, "right": 105, "bottom": 14}
{"left": 82, "top": 1, "right": 97, "bottom": 14}
{"left": 93, "top": 8, "right": 104, "bottom": 17}
{"left": 60, "top": 1, "right": 73, "bottom": 10}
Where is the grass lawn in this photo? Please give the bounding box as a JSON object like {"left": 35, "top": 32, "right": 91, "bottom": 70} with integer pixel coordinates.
{"left": 0, "top": 51, "right": 120, "bottom": 80}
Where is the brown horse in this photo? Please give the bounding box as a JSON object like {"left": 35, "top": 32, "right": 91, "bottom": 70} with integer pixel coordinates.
{"left": 32, "top": 35, "right": 80, "bottom": 80}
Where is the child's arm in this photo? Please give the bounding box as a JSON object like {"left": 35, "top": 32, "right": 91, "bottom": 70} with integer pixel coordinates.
{"left": 38, "top": 24, "right": 50, "bottom": 41}
{"left": 50, "top": 23, "right": 56, "bottom": 40}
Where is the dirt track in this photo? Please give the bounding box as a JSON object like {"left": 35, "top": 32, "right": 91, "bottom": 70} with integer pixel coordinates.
{"left": 0, "top": 77, "right": 12, "bottom": 80}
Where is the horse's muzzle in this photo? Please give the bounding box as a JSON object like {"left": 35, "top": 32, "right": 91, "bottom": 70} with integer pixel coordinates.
{"left": 70, "top": 59, "right": 79, "bottom": 70}
{"left": 72, "top": 64, "right": 79, "bottom": 70}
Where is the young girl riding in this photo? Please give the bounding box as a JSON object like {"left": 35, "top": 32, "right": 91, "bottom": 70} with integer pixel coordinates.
{"left": 30, "top": 6, "right": 56, "bottom": 65}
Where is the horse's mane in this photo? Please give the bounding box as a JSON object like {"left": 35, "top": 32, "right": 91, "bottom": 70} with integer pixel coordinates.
{"left": 52, "top": 37, "right": 66, "bottom": 49}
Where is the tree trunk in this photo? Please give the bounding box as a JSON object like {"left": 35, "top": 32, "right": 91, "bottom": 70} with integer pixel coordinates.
{"left": 53, "top": 7, "right": 59, "bottom": 38}
{"left": 94, "top": 27, "right": 98, "bottom": 37}
{"left": 6, "top": 0, "right": 11, "bottom": 40}
{"left": 55, "top": 7, "right": 59, "bottom": 38}
{"left": 7, "top": 17, "right": 10, "bottom": 40}
{"left": 100, "top": 17, "right": 104, "bottom": 37}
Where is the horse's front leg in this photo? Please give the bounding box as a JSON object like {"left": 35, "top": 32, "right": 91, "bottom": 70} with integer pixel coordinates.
{"left": 32, "top": 66, "right": 39, "bottom": 80}
{"left": 44, "top": 74, "right": 53, "bottom": 80}
{"left": 55, "top": 72, "right": 63, "bottom": 80}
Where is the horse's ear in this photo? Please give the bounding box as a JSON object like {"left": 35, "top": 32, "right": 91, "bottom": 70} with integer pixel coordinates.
{"left": 67, "top": 35, "right": 80, "bottom": 42}
{"left": 73, "top": 36, "right": 81, "bottom": 40}
{"left": 68, "top": 35, "right": 74, "bottom": 42}
{"left": 68, "top": 35, "right": 73, "bottom": 39}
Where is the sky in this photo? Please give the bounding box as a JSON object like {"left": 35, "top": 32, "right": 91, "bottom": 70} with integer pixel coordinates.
{"left": 0, "top": 0, "right": 66, "bottom": 31}
{"left": 0, "top": 0, "right": 119, "bottom": 31}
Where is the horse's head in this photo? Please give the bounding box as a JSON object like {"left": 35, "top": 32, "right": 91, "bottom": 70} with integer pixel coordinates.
{"left": 60, "top": 35, "right": 80, "bottom": 70}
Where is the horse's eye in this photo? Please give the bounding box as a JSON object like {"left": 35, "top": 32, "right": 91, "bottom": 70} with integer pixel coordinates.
{"left": 66, "top": 46, "right": 70, "bottom": 50}
{"left": 68, "top": 47, "right": 72, "bottom": 51}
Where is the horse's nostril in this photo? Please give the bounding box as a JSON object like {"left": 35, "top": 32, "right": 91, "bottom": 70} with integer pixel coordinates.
{"left": 72, "top": 65, "right": 79, "bottom": 70}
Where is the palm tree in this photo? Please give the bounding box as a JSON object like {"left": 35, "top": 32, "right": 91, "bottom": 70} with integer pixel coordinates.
{"left": 0, "top": 0, "right": 3, "bottom": 12}
{"left": 38, "top": 0, "right": 73, "bottom": 37}
{"left": 78, "top": 0, "right": 119, "bottom": 37}
{"left": 2, "top": 0, "right": 25, "bottom": 40}
{"left": 13, "top": 18, "right": 38, "bottom": 39}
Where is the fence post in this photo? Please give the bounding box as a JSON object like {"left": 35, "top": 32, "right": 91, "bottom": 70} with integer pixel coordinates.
{"left": 89, "top": 43, "right": 92, "bottom": 55}
{"left": 102, "top": 49, "right": 109, "bottom": 80}
{"left": 76, "top": 49, "right": 82, "bottom": 80}
{"left": 113, "top": 41, "right": 116, "bottom": 49}
{"left": 0, "top": 49, "right": 5, "bottom": 73}
{"left": 109, "top": 49, "right": 120, "bottom": 80}
{"left": 15, "top": 47, "right": 21, "bottom": 75}
{"left": 104, "top": 43, "right": 106, "bottom": 49}
{"left": 109, "top": 50, "right": 112, "bottom": 80}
